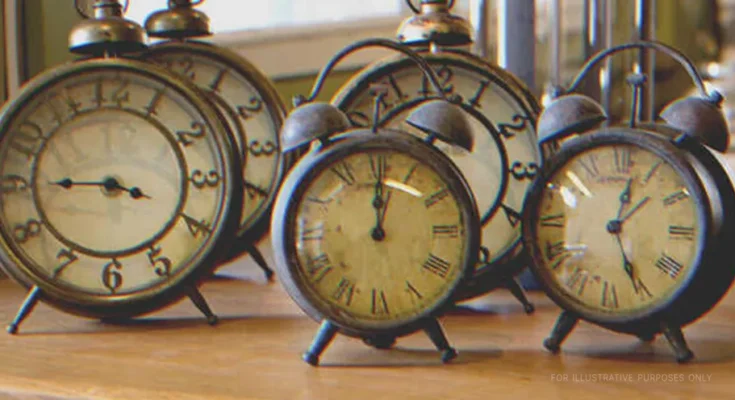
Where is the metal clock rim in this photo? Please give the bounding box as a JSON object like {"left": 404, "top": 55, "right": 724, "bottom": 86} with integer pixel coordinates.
{"left": 271, "top": 129, "right": 480, "bottom": 338}
{"left": 0, "top": 58, "right": 243, "bottom": 318}
{"left": 140, "top": 39, "right": 291, "bottom": 242}
{"left": 522, "top": 128, "right": 712, "bottom": 327}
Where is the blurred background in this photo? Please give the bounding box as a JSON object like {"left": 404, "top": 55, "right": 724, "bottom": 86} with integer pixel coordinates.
{"left": 2, "top": 0, "right": 733, "bottom": 138}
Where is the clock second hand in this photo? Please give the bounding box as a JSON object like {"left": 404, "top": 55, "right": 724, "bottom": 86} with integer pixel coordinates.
{"left": 612, "top": 233, "right": 639, "bottom": 293}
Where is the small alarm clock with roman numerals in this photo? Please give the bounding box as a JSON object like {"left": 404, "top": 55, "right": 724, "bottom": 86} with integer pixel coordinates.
{"left": 522, "top": 41, "right": 735, "bottom": 363}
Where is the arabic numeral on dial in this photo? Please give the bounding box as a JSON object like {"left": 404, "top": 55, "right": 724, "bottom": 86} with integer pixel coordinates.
{"left": 419, "top": 65, "right": 454, "bottom": 97}
{"left": 0, "top": 175, "right": 29, "bottom": 193}
{"left": 176, "top": 122, "right": 206, "bottom": 146}
{"left": 147, "top": 245, "right": 172, "bottom": 277}
{"left": 238, "top": 97, "right": 264, "bottom": 120}
{"left": 102, "top": 259, "right": 123, "bottom": 293}
{"left": 13, "top": 219, "right": 42, "bottom": 244}
{"left": 249, "top": 140, "right": 277, "bottom": 157}
{"left": 245, "top": 181, "right": 268, "bottom": 199}
{"left": 10, "top": 121, "right": 45, "bottom": 160}
{"left": 497, "top": 115, "right": 531, "bottom": 139}
{"left": 510, "top": 162, "right": 539, "bottom": 181}
{"left": 181, "top": 214, "right": 212, "bottom": 238}
{"left": 190, "top": 169, "right": 220, "bottom": 189}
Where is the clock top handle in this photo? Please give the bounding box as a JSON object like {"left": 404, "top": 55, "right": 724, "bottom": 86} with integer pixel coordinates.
{"left": 560, "top": 41, "right": 717, "bottom": 103}
{"left": 299, "top": 38, "right": 454, "bottom": 105}
{"left": 76, "top": 0, "right": 130, "bottom": 19}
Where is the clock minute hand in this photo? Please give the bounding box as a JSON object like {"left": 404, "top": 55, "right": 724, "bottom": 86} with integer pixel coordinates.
{"left": 620, "top": 196, "right": 651, "bottom": 223}
{"left": 613, "top": 233, "right": 639, "bottom": 293}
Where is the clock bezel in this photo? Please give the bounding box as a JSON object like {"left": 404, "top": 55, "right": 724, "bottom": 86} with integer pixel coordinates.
{"left": 0, "top": 58, "right": 243, "bottom": 320}
{"left": 522, "top": 127, "right": 735, "bottom": 332}
{"left": 331, "top": 48, "right": 541, "bottom": 299}
{"left": 271, "top": 129, "right": 480, "bottom": 338}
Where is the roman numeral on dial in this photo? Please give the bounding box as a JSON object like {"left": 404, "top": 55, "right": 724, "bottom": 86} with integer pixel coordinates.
{"left": 432, "top": 225, "right": 459, "bottom": 238}
{"left": 668, "top": 225, "right": 694, "bottom": 241}
{"left": 655, "top": 254, "right": 684, "bottom": 279}
{"left": 423, "top": 254, "right": 450, "bottom": 278}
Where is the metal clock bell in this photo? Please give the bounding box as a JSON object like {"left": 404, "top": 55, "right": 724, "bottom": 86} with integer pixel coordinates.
{"left": 0, "top": 0, "right": 243, "bottom": 333}
{"left": 270, "top": 38, "right": 481, "bottom": 366}
{"left": 522, "top": 41, "right": 735, "bottom": 363}
{"left": 332, "top": 0, "right": 542, "bottom": 311}
{"left": 141, "top": 0, "right": 292, "bottom": 281}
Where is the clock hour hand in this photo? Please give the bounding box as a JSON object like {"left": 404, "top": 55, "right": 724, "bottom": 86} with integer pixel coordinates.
{"left": 52, "top": 177, "right": 151, "bottom": 200}
{"left": 370, "top": 179, "right": 386, "bottom": 241}
{"left": 616, "top": 178, "right": 633, "bottom": 219}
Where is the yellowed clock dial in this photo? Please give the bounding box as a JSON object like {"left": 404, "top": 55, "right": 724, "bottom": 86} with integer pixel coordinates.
{"left": 293, "top": 149, "right": 468, "bottom": 327}
{"left": 534, "top": 144, "right": 699, "bottom": 316}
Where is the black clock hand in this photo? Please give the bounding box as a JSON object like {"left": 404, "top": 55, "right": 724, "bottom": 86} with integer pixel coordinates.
{"left": 371, "top": 181, "right": 386, "bottom": 241}
{"left": 52, "top": 177, "right": 151, "bottom": 200}
{"left": 616, "top": 178, "right": 633, "bottom": 219}
{"left": 620, "top": 196, "right": 651, "bottom": 223}
{"left": 612, "top": 233, "right": 639, "bottom": 293}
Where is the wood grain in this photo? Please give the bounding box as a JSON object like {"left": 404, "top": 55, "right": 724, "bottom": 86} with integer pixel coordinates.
{"left": 0, "top": 235, "right": 732, "bottom": 400}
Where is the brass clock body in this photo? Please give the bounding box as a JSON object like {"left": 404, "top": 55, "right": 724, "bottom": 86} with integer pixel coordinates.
{"left": 0, "top": 58, "right": 242, "bottom": 328}
{"left": 333, "top": 49, "right": 541, "bottom": 301}
{"left": 523, "top": 127, "right": 735, "bottom": 361}
{"left": 141, "top": 41, "right": 291, "bottom": 249}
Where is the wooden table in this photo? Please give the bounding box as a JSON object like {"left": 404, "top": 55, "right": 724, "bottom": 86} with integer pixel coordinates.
{"left": 0, "top": 237, "right": 733, "bottom": 400}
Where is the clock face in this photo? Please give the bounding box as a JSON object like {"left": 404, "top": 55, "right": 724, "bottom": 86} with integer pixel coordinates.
{"left": 282, "top": 140, "right": 475, "bottom": 331}
{"left": 333, "top": 51, "right": 540, "bottom": 280}
{"left": 0, "top": 62, "right": 238, "bottom": 305}
{"left": 531, "top": 142, "right": 701, "bottom": 318}
{"left": 144, "top": 43, "right": 286, "bottom": 235}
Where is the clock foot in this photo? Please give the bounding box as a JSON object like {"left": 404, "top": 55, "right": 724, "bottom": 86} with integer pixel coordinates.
{"left": 661, "top": 322, "right": 694, "bottom": 363}
{"left": 638, "top": 332, "right": 656, "bottom": 343}
{"left": 8, "top": 286, "right": 41, "bottom": 334}
{"left": 543, "top": 311, "right": 579, "bottom": 354}
{"left": 187, "top": 287, "right": 218, "bottom": 326}
{"left": 363, "top": 335, "right": 396, "bottom": 349}
{"left": 423, "top": 318, "right": 457, "bottom": 364}
{"left": 244, "top": 242, "right": 275, "bottom": 282}
{"left": 506, "top": 276, "right": 535, "bottom": 314}
{"left": 303, "top": 320, "right": 339, "bottom": 366}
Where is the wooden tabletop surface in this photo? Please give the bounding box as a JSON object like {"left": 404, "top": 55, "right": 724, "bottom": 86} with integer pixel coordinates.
{"left": 0, "top": 234, "right": 733, "bottom": 400}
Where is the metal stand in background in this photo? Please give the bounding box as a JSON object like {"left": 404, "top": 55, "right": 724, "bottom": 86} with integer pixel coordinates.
{"left": 496, "top": 0, "right": 536, "bottom": 93}
{"left": 634, "top": 0, "right": 656, "bottom": 122}
{"left": 581, "top": 0, "right": 613, "bottom": 112}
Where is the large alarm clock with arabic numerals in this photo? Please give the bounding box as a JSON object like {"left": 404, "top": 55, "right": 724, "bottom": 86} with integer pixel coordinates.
{"left": 332, "top": 0, "right": 541, "bottom": 309}
{"left": 271, "top": 38, "right": 480, "bottom": 366}
{"left": 0, "top": 0, "right": 242, "bottom": 333}
{"left": 522, "top": 41, "right": 735, "bottom": 363}
{"left": 140, "top": 0, "right": 290, "bottom": 280}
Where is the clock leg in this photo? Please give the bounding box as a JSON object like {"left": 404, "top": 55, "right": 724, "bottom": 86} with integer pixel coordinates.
{"left": 638, "top": 332, "right": 657, "bottom": 343}
{"left": 506, "top": 276, "right": 535, "bottom": 314}
{"left": 243, "top": 242, "right": 275, "bottom": 282}
{"left": 8, "top": 286, "right": 41, "bottom": 334}
{"left": 661, "top": 321, "right": 694, "bottom": 363}
{"left": 187, "top": 287, "right": 218, "bottom": 326}
{"left": 543, "top": 311, "right": 579, "bottom": 354}
{"left": 423, "top": 318, "right": 458, "bottom": 364}
{"left": 303, "top": 320, "right": 339, "bottom": 366}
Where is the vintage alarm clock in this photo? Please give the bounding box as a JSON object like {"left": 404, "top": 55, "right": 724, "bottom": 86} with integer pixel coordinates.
{"left": 140, "top": 0, "right": 290, "bottom": 280}
{"left": 332, "top": 0, "right": 541, "bottom": 309}
{"left": 0, "top": 0, "right": 243, "bottom": 333}
{"left": 522, "top": 41, "right": 735, "bottom": 363}
{"left": 271, "top": 38, "right": 480, "bottom": 366}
